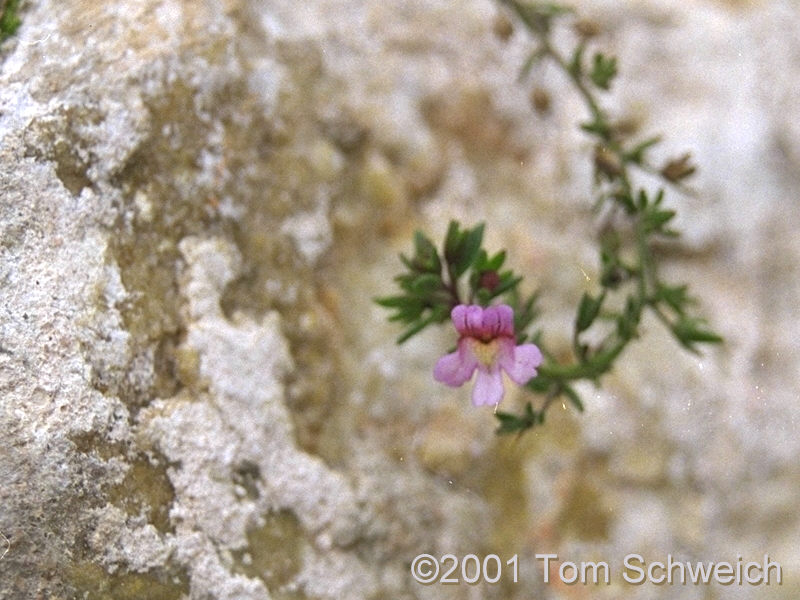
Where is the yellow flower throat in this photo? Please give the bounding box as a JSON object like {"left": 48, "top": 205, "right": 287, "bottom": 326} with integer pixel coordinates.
{"left": 469, "top": 338, "right": 500, "bottom": 367}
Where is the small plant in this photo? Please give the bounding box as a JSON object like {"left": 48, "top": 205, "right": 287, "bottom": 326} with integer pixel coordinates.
{"left": 376, "top": 1, "right": 721, "bottom": 436}
{"left": 0, "top": 0, "right": 21, "bottom": 44}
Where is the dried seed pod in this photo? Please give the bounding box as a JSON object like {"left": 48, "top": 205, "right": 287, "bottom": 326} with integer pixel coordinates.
{"left": 661, "top": 153, "right": 696, "bottom": 182}
{"left": 530, "top": 87, "right": 551, "bottom": 115}
{"left": 493, "top": 13, "right": 514, "bottom": 42}
{"left": 594, "top": 145, "right": 622, "bottom": 179}
{"left": 574, "top": 18, "right": 601, "bottom": 39}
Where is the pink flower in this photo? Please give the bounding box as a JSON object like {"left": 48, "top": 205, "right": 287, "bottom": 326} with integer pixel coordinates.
{"left": 434, "top": 304, "right": 543, "bottom": 407}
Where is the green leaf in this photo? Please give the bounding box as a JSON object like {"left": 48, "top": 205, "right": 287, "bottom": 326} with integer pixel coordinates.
{"left": 562, "top": 384, "right": 584, "bottom": 412}
{"left": 374, "top": 295, "right": 413, "bottom": 309}
{"left": 399, "top": 252, "right": 414, "bottom": 272}
{"left": 454, "top": 223, "right": 485, "bottom": 277}
{"left": 386, "top": 298, "right": 425, "bottom": 322}
{"left": 472, "top": 249, "right": 489, "bottom": 271}
{"left": 636, "top": 189, "right": 649, "bottom": 210}
{"left": 525, "top": 373, "right": 551, "bottom": 393}
{"left": 518, "top": 47, "right": 548, "bottom": 81}
{"left": 409, "top": 273, "right": 442, "bottom": 296}
{"left": 491, "top": 272, "right": 523, "bottom": 297}
{"left": 413, "top": 231, "right": 441, "bottom": 273}
{"left": 575, "top": 291, "right": 605, "bottom": 333}
{"left": 394, "top": 272, "right": 416, "bottom": 293}
{"left": 671, "top": 317, "right": 723, "bottom": 351}
{"left": 508, "top": 1, "right": 573, "bottom": 34}
{"left": 616, "top": 296, "right": 641, "bottom": 340}
{"left": 495, "top": 402, "right": 537, "bottom": 435}
{"left": 655, "top": 283, "right": 690, "bottom": 315}
{"left": 612, "top": 189, "right": 636, "bottom": 213}
{"left": 396, "top": 304, "right": 450, "bottom": 344}
{"left": 589, "top": 52, "right": 617, "bottom": 90}
{"left": 486, "top": 250, "right": 506, "bottom": 271}
{"left": 513, "top": 291, "right": 539, "bottom": 337}
{"left": 643, "top": 208, "right": 677, "bottom": 233}
{"left": 444, "top": 220, "right": 462, "bottom": 264}
{"left": 624, "top": 136, "right": 662, "bottom": 165}
{"left": 568, "top": 42, "right": 586, "bottom": 78}
{"left": 396, "top": 320, "right": 431, "bottom": 344}
{"left": 580, "top": 117, "right": 612, "bottom": 140}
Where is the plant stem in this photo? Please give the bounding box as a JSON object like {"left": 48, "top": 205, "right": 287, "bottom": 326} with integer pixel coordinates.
{"left": 538, "top": 336, "right": 626, "bottom": 381}
{"left": 444, "top": 262, "right": 462, "bottom": 308}
{"left": 506, "top": 0, "right": 653, "bottom": 411}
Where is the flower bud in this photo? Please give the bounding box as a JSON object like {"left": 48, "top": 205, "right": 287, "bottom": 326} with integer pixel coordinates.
{"left": 479, "top": 270, "right": 501, "bottom": 293}
{"left": 660, "top": 153, "right": 696, "bottom": 182}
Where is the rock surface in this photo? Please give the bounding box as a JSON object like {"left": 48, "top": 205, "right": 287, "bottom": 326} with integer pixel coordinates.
{"left": 1, "top": 1, "right": 799, "bottom": 599}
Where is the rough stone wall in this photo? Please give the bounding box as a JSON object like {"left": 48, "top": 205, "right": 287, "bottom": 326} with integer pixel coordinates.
{"left": 1, "top": 1, "right": 799, "bottom": 599}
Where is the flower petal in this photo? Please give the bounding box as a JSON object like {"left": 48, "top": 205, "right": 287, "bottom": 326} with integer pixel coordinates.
{"left": 463, "top": 305, "right": 484, "bottom": 335}
{"left": 433, "top": 342, "right": 477, "bottom": 387}
{"left": 481, "top": 304, "right": 514, "bottom": 338}
{"left": 450, "top": 305, "right": 469, "bottom": 335}
{"left": 498, "top": 340, "right": 543, "bottom": 385}
{"left": 451, "top": 304, "right": 483, "bottom": 337}
{"left": 488, "top": 304, "right": 515, "bottom": 337}
{"left": 471, "top": 367, "right": 505, "bottom": 406}
{"left": 480, "top": 305, "right": 501, "bottom": 337}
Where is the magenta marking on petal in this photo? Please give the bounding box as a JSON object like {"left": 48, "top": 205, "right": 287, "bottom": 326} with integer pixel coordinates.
{"left": 434, "top": 342, "right": 478, "bottom": 387}
{"left": 495, "top": 304, "right": 515, "bottom": 337}
{"left": 499, "top": 341, "right": 543, "bottom": 385}
{"left": 464, "top": 305, "right": 484, "bottom": 336}
{"left": 471, "top": 367, "right": 505, "bottom": 406}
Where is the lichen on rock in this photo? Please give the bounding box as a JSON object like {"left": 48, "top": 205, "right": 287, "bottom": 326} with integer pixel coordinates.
{"left": 4, "top": 1, "right": 800, "bottom": 599}
{"left": 2, "top": 1, "right": 489, "bottom": 597}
